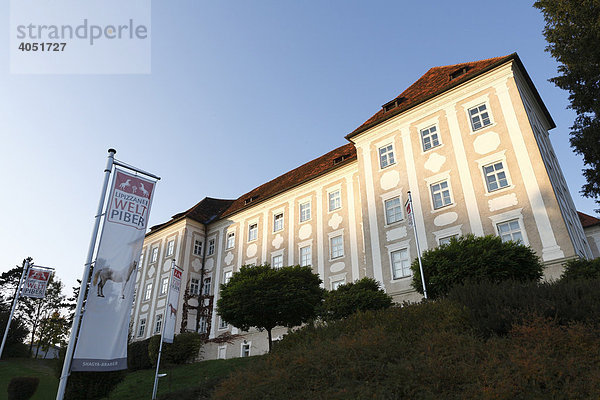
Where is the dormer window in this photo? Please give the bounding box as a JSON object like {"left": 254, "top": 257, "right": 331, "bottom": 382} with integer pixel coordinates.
{"left": 382, "top": 97, "right": 404, "bottom": 113}
{"left": 333, "top": 154, "right": 351, "bottom": 165}
{"left": 449, "top": 66, "right": 469, "bottom": 80}
{"left": 244, "top": 195, "right": 259, "bottom": 205}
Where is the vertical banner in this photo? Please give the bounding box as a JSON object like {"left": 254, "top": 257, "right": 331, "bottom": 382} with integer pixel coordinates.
{"left": 22, "top": 267, "right": 52, "bottom": 298}
{"left": 163, "top": 266, "right": 182, "bottom": 344}
{"left": 405, "top": 199, "right": 414, "bottom": 227}
{"left": 72, "top": 168, "right": 156, "bottom": 371}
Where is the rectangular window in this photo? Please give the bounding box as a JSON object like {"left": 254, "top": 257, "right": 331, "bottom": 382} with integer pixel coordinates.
{"left": 241, "top": 343, "right": 251, "bottom": 357}
{"left": 300, "top": 246, "right": 311, "bottom": 267}
{"left": 144, "top": 283, "right": 152, "bottom": 301}
{"left": 198, "top": 316, "right": 207, "bottom": 333}
{"left": 155, "top": 314, "right": 163, "bottom": 334}
{"left": 138, "top": 318, "right": 146, "bottom": 337}
{"left": 218, "top": 316, "right": 228, "bottom": 330}
{"left": 226, "top": 232, "right": 235, "bottom": 249}
{"left": 469, "top": 103, "right": 492, "bottom": 131}
{"left": 483, "top": 161, "right": 509, "bottom": 192}
{"left": 166, "top": 240, "right": 174, "bottom": 256}
{"left": 384, "top": 197, "right": 403, "bottom": 224}
{"left": 208, "top": 239, "right": 215, "bottom": 256}
{"left": 217, "top": 345, "right": 226, "bottom": 359}
{"left": 190, "top": 278, "right": 200, "bottom": 295}
{"left": 328, "top": 190, "right": 341, "bottom": 211}
{"left": 438, "top": 235, "right": 458, "bottom": 245}
{"left": 330, "top": 235, "right": 344, "bottom": 259}
{"left": 224, "top": 271, "right": 232, "bottom": 284}
{"left": 151, "top": 248, "right": 158, "bottom": 263}
{"left": 497, "top": 219, "right": 523, "bottom": 243}
{"left": 273, "top": 213, "right": 284, "bottom": 232}
{"left": 160, "top": 277, "right": 169, "bottom": 295}
{"left": 379, "top": 144, "right": 395, "bottom": 168}
{"left": 193, "top": 240, "right": 203, "bottom": 256}
{"left": 331, "top": 279, "right": 345, "bottom": 290}
{"left": 430, "top": 180, "right": 452, "bottom": 209}
{"left": 391, "top": 249, "right": 411, "bottom": 279}
{"left": 420, "top": 125, "right": 440, "bottom": 151}
{"left": 202, "top": 277, "right": 212, "bottom": 295}
{"left": 300, "top": 202, "right": 311, "bottom": 222}
{"left": 272, "top": 254, "right": 283, "bottom": 268}
{"left": 248, "top": 223, "right": 258, "bottom": 242}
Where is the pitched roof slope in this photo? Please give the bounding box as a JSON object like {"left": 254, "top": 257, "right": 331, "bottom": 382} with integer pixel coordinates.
{"left": 220, "top": 143, "right": 356, "bottom": 218}
{"left": 346, "top": 53, "right": 554, "bottom": 139}
{"left": 578, "top": 211, "right": 600, "bottom": 228}
{"left": 148, "top": 197, "right": 234, "bottom": 234}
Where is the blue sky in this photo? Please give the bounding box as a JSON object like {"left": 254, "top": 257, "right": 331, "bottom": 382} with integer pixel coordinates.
{"left": 0, "top": 0, "right": 597, "bottom": 290}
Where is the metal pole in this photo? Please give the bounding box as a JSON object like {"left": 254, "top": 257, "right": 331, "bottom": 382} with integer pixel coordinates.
{"left": 0, "top": 258, "right": 31, "bottom": 359}
{"left": 408, "top": 191, "right": 428, "bottom": 299}
{"left": 152, "top": 259, "right": 175, "bottom": 400}
{"left": 56, "top": 149, "right": 116, "bottom": 400}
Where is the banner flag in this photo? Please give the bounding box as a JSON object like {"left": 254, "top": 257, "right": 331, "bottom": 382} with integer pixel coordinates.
{"left": 22, "top": 267, "right": 52, "bottom": 298}
{"left": 405, "top": 199, "right": 414, "bottom": 227}
{"left": 72, "top": 168, "right": 156, "bottom": 371}
{"left": 163, "top": 266, "right": 182, "bottom": 344}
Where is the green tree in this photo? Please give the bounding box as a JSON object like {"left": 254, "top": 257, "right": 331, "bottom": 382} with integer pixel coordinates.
{"left": 0, "top": 302, "right": 29, "bottom": 358}
{"left": 561, "top": 257, "right": 600, "bottom": 280}
{"left": 534, "top": 0, "right": 600, "bottom": 210}
{"left": 411, "top": 234, "right": 543, "bottom": 299}
{"left": 217, "top": 264, "right": 324, "bottom": 352}
{"left": 319, "top": 277, "right": 393, "bottom": 321}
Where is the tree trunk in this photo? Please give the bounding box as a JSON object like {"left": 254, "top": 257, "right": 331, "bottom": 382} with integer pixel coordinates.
{"left": 267, "top": 328, "right": 272, "bottom": 353}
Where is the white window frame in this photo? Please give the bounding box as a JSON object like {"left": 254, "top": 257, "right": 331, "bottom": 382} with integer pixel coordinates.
{"left": 299, "top": 244, "right": 312, "bottom": 267}
{"left": 272, "top": 254, "right": 283, "bottom": 269}
{"left": 248, "top": 222, "right": 258, "bottom": 242}
{"left": 155, "top": 314, "right": 163, "bottom": 334}
{"left": 420, "top": 124, "right": 441, "bottom": 152}
{"left": 197, "top": 316, "right": 207, "bottom": 334}
{"left": 207, "top": 238, "right": 215, "bottom": 256}
{"left": 166, "top": 240, "right": 175, "bottom": 256}
{"left": 329, "top": 272, "right": 347, "bottom": 290}
{"left": 193, "top": 239, "right": 203, "bottom": 256}
{"left": 328, "top": 189, "right": 342, "bottom": 212}
{"left": 378, "top": 143, "right": 396, "bottom": 169}
{"left": 329, "top": 235, "right": 344, "bottom": 260}
{"left": 240, "top": 341, "right": 251, "bottom": 357}
{"left": 218, "top": 316, "right": 228, "bottom": 330}
{"left": 482, "top": 161, "right": 510, "bottom": 193}
{"left": 462, "top": 95, "right": 494, "bottom": 133}
{"left": 223, "top": 270, "right": 233, "bottom": 284}
{"left": 144, "top": 283, "right": 152, "bottom": 301}
{"left": 217, "top": 345, "right": 227, "bottom": 359}
{"left": 137, "top": 318, "right": 146, "bottom": 337}
{"left": 150, "top": 247, "right": 158, "bottom": 263}
{"left": 139, "top": 252, "right": 144, "bottom": 267}
{"left": 202, "top": 277, "right": 212, "bottom": 295}
{"left": 390, "top": 248, "right": 411, "bottom": 280}
{"left": 226, "top": 231, "right": 236, "bottom": 249}
{"left": 475, "top": 151, "right": 513, "bottom": 195}
{"left": 190, "top": 278, "right": 200, "bottom": 296}
{"left": 299, "top": 201, "right": 311, "bottom": 223}
{"left": 496, "top": 219, "right": 525, "bottom": 244}
{"left": 384, "top": 196, "right": 403, "bottom": 225}
{"left": 489, "top": 208, "right": 529, "bottom": 246}
{"left": 331, "top": 278, "right": 345, "bottom": 290}
{"left": 160, "top": 277, "right": 169, "bottom": 295}
{"left": 430, "top": 179, "right": 453, "bottom": 210}
{"left": 273, "top": 212, "right": 284, "bottom": 232}
{"left": 433, "top": 225, "right": 463, "bottom": 246}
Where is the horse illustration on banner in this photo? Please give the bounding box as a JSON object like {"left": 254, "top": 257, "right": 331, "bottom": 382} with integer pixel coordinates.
{"left": 93, "top": 258, "right": 137, "bottom": 299}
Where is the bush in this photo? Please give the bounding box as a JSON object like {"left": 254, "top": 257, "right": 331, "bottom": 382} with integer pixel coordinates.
{"left": 412, "top": 234, "right": 543, "bottom": 299}
{"left": 319, "top": 277, "right": 393, "bottom": 321}
{"left": 7, "top": 377, "right": 39, "bottom": 400}
{"left": 448, "top": 279, "right": 600, "bottom": 337}
{"left": 561, "top": 257, "right": 600, "bottom": 280}
{"left": 0, "top": 304, "right": 29, "bottom": 359}
{"left": 128, "top": 337, "right": 152, "bottom": 371}
{"left": 149, "top": 333, "right": 203, "bottom": 366}
{"left": 64, "top": 371, "right": 126, "bottom": 400}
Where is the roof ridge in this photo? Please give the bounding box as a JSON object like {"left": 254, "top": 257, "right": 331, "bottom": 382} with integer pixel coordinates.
{"left": 429, "top": 54, "right": 513, "bottom": 70}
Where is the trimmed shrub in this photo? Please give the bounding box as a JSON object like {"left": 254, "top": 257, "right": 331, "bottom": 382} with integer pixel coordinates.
{"left": 64, "top": 370, "right": 126, "bottom": 400}
{"left": 127, "top": 337, "right": 152, "bottom": 370}
{"left": 7, "top": 377, "right": 39, "bottom": 400}
{"left": 319, "top": 277, "right": 393, "bottom": 321}
{"left": 561, "top": 257, "right": 600, "bottom": 280}
{"left": 149, "top": 332, "right": 203, "bottom": 366}
{"left": 412, "top": 234, "right": 543, "bottom": 299}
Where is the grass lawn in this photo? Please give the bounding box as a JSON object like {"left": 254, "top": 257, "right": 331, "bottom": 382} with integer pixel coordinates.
{"left": 0, "top": 358, "right": 59, "bottom": 400}
{"left": 107, "top": 356, "right": 261, "bottom": 400}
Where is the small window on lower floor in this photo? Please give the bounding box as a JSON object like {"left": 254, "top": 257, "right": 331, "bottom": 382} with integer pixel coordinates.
{"left": 198, "top": 316, "right": 207, "bottom": 334}
{"left": 331, "top": 279, "right": 345, "bottom": 290}
{"left": 155, "top": 314, "right": 163, "bottom": 334}
{"left": 272, "top": 254, "right": 283, "bottom": 269}
{"left": 138, "top": 318, "right": 146, "bottom": 337}
{"left": 497, "top": 219, "right": 523, "bottom": 243}
{"left": 438, "top": 234, "right": 458, "bottom": 246}
{"left": 218, "top": 316, "right": 228, "bottom": 330}
{"left": 217, "top": 345, "right": 227, "bottom": 360}
{"left": 241, "top": 342, "right": 251, "bottom": 357}
{"left": 391, "top": 248, "right": 411, "bottom": 279}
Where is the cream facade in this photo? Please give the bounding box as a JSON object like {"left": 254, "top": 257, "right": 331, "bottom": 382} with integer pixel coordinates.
{"left": 130, "top": 54, "right": 594, "bottom": 361}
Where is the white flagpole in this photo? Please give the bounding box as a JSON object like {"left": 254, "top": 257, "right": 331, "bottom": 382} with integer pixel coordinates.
{"left": 56, "top": 149, "right": 116, "bottom": 400}
{"left": 152, "top": 259, "right": 175, "bottom": 400}
{"left": 407, "top": 191, "right": 428, "bottom": 299}
{"left": 0, "top": 258, "right": 31, "bottom": 359}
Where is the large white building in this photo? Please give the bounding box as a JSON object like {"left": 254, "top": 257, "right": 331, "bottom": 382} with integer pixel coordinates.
{"left": 130, "top": 53, "right": 595, "bottom": 360}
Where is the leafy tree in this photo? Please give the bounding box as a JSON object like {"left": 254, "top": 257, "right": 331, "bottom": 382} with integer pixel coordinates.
{"left": 561, "top": 257, "right": 600, "bottom": 280}
{"left": 217, "top": 264, "right": 323, "bottom": 352}
{"left": 34, "top": 311, "right": 69, "bottom": 358}
{"left": 534, "top": 0, "right": 600, "bottom": 210}
{"left": 0, "top": 302, "right": 29, "bottom": 358}
{"left": 411, "top": 234, "right": 543, "bottom": 299}
{"left": 319, "top": 277, "right": 393, "bottom": 321}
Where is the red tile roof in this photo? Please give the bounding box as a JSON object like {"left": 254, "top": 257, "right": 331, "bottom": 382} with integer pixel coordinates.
{"left": 346, "top": 53, "right": 554, "bottom": 139}
{"left": 578, "top": 211, "right": 600, "bottom": 228}
{"left": 220, "top": 143, "right": 356, "bottom": 218}
{"left": 148, "top": 197, "right": 234, "bottom": 234}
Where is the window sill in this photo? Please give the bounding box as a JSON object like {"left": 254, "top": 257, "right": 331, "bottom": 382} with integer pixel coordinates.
{"left": 329, "top": 256, "right": 345, "bottom": 262}
{"left": 420, "top": 143, "right": 445, "bottom": 156}
{"left": 430, "top": 203, "right": 456, "bottom": 214}
{"left": 384, "top": 220, "right": 405, "bottom": 228}
{"left": 378, "top": 163, "right": 397, "bottom": 172}
{"left": 484, "top": 185, "right": 515, "bottom": 197}
{"left": 470, "top": 122, "right": 497, "bottom": 134}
